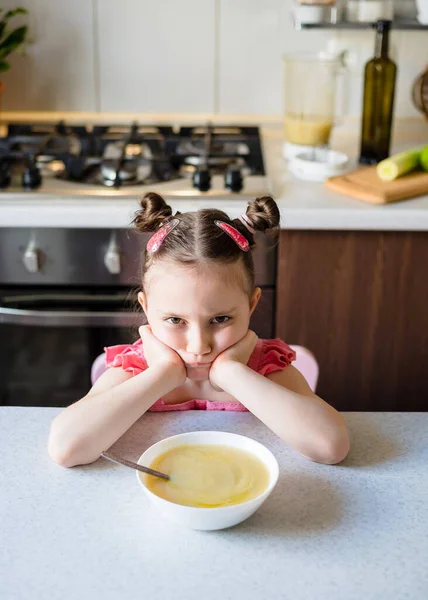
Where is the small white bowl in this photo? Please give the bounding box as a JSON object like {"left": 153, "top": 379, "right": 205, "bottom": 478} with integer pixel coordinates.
{"left": 136, "top": 431, "right": 279, "bottom": 531}
{"left": 289, "top": 149, "right": 349, "bottom": 182}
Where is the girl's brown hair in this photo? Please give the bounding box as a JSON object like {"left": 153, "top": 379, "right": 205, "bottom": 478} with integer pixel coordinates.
{"left": 132, "top": 192, "right": 280, "bottom": 292}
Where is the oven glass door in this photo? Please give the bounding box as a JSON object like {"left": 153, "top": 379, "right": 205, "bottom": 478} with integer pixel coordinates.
{"left": 0, "top": 287, "right": 145, "bottom": 407}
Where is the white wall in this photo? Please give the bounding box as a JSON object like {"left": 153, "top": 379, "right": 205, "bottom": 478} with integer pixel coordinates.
{"left": 0, "top": 0, "right": 427, "bottom": 118}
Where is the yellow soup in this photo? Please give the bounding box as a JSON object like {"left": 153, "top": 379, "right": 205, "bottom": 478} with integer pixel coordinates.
{"left": 143, "top": 444, "right": 270, "bottom": 508}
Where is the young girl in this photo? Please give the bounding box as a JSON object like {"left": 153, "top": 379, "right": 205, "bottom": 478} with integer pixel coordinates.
{"left": 48, "top": 192, "right": 350, "bottom": 468}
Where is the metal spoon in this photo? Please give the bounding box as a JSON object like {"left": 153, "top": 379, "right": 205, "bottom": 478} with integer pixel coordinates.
{"left": 101, "top": 450, "right": 170, "bottom": 481}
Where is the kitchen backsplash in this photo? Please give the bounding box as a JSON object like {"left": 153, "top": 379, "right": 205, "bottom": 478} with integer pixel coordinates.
{"left": 0, "top": 0, "right": 427, "bottom": 118}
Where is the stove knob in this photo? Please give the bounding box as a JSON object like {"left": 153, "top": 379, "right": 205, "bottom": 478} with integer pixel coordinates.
{"left": 0, "top": 161, "right": 11, "bottom": 189}
{"left": 104, "top": 235, "right": 121, "bottom": 275}
{"left": 225, "top": 167, "right": 243, "bottom": 193}
{"left": 193, "top": 167, "right": 211, "bottom": 192}
{"left": 23, "top": 239, "right": 41, "bottom": 273}
{"left": 22, "top": 158, "right": 42, "bottom": 190}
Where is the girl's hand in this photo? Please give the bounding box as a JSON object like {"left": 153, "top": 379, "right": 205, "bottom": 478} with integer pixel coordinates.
{"left": 209, "top": 330, "right": 258, "bottom": 391}
{"left": 139, "top": 325, "right": 186, "bottom": 386}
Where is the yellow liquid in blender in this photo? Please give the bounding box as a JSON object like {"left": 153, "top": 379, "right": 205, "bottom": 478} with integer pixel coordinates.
{"left": 143, "top": 444, "right": 270, "bottom": 508}
{"left": 284, "top": 114, "right": 333, "bottom": 146}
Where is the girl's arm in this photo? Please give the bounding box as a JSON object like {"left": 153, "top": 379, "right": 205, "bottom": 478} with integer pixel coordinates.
{"left": 210, "top": 333, "right": 350, "bottom": 465}
{"left": 48, "top": 363, "right": 184, "bottom": 468}
{"left": 48, "top": 327, "right": 185, "bottom": 468}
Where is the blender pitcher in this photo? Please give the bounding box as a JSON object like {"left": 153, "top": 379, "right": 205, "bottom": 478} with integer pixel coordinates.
{"left": 283, "top": 52, "right": 346, "bottom": 158}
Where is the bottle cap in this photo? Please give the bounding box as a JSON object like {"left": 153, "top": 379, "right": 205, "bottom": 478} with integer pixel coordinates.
{"left": 374, "top": 19, "right": 392, "bottom": 32}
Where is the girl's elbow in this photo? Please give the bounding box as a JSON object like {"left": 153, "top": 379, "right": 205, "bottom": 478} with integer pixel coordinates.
{"left": 48, "top": 440, "right": 98, "bottom": 468}
{"left": 48, "top": 421, "right": 94, "bottom": 468}
{"left": 48, "top": 414, "right": 74, "bottom": 467}
{"left": 301, "top": 428, "right": 350, "bottom": 465}
{"left": 319, "top": 429, "right": 351, "bottom": 465}
{"left": 48, "top": 435, "right": 78, "bottom": 468}
{"left": 318, "top": 410, "right": 351, "bottom": 464}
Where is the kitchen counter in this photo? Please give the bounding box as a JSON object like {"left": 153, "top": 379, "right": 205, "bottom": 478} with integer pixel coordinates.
{"left": 1, "top": 113, "right": 428, "bottom": 231}
{"left": 1, "top": 407, "right": 427, "bottom": 600}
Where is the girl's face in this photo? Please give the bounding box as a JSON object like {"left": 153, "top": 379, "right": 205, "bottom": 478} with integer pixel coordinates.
{"left": 138, "top": 260, "right": 261, "bottom": 381}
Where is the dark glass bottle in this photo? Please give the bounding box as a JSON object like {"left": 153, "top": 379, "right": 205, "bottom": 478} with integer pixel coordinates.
{"left": 359, "top": 20, "right": 397, "bottom": 165}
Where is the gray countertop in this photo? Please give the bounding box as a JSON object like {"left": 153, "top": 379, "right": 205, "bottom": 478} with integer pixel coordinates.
{"left": 1, "top": 408, "right": 427, "bottom": 600}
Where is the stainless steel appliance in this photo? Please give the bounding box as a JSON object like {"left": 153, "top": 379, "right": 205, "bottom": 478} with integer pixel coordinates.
{"left": 0, "top": 121, "right": 266, "bottom": 196}
{"left": 0, "top": 121, "right": 276, "bottom": 407}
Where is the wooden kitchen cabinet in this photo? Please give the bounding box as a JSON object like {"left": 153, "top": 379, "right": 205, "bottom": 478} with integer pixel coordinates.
{"left": 276, "top": 230, "right": 428, "bottom": 411}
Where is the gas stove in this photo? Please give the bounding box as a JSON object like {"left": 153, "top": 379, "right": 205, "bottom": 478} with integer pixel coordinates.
{"left": 0, "top": 121, "right": 268, "bottom": 199}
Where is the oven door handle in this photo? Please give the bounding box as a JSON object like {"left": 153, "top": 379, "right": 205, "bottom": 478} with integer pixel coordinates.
{"left": 0, "top": 307, "right": 144, "bottom": 328}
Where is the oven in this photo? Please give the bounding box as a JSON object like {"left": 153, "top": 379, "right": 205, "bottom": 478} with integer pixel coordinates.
{"left": 0, "top": 228, "right": 277, "bottom": 407}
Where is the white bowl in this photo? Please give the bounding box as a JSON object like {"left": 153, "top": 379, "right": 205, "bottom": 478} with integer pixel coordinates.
{"left": 289, "top": 149, "right": 349, "bottom": 182}
{"left": 136, "top": 431, "right": 279, "bottom": 531}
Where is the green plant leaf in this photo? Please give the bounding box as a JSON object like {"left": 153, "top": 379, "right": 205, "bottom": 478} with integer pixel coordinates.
{"left": 0, "top": 26, "right": 28, "bottom": 60}
{"left": 4, "top": 8, "right": 28, "bottom": 19}
{"left": 0, "top": 60, "right": 11, "bottom": 73}
{"left": 0, "top": 9, "right": 27, "bottom": 41}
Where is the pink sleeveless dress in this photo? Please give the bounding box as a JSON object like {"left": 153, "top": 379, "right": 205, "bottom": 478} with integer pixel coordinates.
{"left": 104, "top": 338, "right": 296, "bottom": 412}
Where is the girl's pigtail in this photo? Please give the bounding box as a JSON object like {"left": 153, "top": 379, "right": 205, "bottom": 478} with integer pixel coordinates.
{"left": 232, "top": 196, "right": 280, "bottom": 247}
{"left": 132, "top": 192, "right": 173, "bottom": 232}
{"left": 244, "top": 196, "right": 280, "bottom": 233}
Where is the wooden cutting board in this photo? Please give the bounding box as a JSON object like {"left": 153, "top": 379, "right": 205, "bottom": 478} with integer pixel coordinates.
{"left": 325, "top": 166, "right": 428, "bottom": 204}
